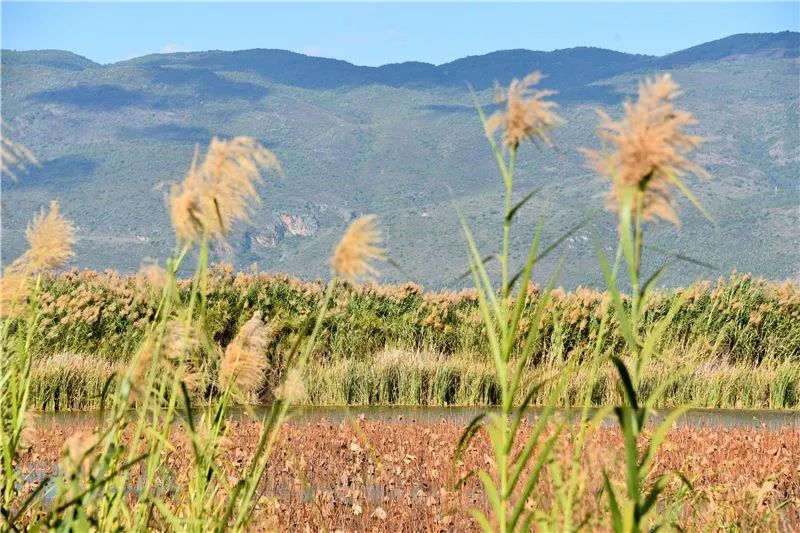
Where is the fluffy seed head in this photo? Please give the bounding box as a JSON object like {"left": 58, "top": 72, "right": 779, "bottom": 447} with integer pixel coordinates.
{"left": 60, "top": 431, "right": 101, "bottom": 476}
{"left": 10, "top": 201, "right": 76, "bottom": 273}
{"left": 331, "top": 215, "right": 386, "bottom": 283}
{"left": 130, "top": 336, "right": 157, "bottom": 399}
{"left": 1, "top": 128, "right": 38, "bottom": 181}
{"left": 485, "top": 71, "right": 563, "bottom": 151}
{"left": 178, "top": 363, "right": 206, "bottom": 394}
{"left": 275, "top": 367, "right": 307, "bottom": 403}
{"left": 220, "top": 312, "right": 270, "bottom": 395}
{"left": 135, "top": 264, "right": 168, "bottom": 294}
{"left": 130, "top": 325, "right": 205, "bottom": 402}
{"left": 19, "top": 422, "right": 37, "bottom": 451}
{"left": 163, "top": 320, "right": 200, "bottom": 361}
{"left": 0, "top": 273, "right": 30, "bottom": 319}
{"left": 170, "top": 137, "right": 280, "bottom": 244}
{"left": 581, "top": 74, "right": 706, "bottom": 224}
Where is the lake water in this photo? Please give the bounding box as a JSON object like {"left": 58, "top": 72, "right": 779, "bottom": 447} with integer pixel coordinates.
{"left": 30, "top": 405, "right": 800, "bottom": 430}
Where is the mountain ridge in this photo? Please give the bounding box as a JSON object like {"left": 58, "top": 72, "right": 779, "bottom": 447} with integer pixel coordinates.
{"left": 2, "top": 32, "right": 798, "bottom": 288}
{"left": 3, "top": 30, "right": 796, "bottom": 86}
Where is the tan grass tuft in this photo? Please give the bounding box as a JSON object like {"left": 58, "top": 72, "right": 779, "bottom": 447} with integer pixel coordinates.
{"left": 130, "top": 336, "right": 157, "bottom": 397}
{"left": 581, "top": 73, "right": 706, "bottom": 224}
{"left": 1, "top": 201, "right": 75, "bottom": 317}
{"left": 11, "top": 201, "right": 76, "bottom": 273}
{"left": 331, "top": 215, "right": 386, "bottom": 283}
{"left": 60, "top": 431, "right": 101, "bottom": 476}
{"left": 170, "top": 137, "right": 280, "bottom": 244}
{"left": 163, "top": 321, "right": 207, "bottom": 393}
{"left": 485, "top": 71, "right": 563, "bottom": 150}
{"left": 275, "top": 367, "right": 307, "bottom": 403}
{"left": 179, "top": 363, "right": 206, "bottom": 394}
{"left": 220, "top": 312, "right": 270, "bottom": 395}
{"left": 130, "top": 327, "right": 206, "bottom": 401}
{"left": 163, "top": 320, "right": 200, "bottom": 361}
{"left": 135, "top": 264, "right": 168, "bottom": 294}
{"left": 0, "top": 273, "right": 31, "bottom": 319}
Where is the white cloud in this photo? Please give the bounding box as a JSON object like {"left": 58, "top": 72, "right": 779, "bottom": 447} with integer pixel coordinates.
{"left": 303, "top": 45, "right": 321, "bottom": 57}
{"left": 161, "top": 43, "right": 187, "bottom": 54}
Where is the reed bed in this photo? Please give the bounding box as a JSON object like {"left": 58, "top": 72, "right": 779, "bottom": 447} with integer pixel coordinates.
{"left": 22, "top": 268, "right": 800, "bottom": 365}
{"left": 15, "top": 270, "right": 800, "bottom": 410}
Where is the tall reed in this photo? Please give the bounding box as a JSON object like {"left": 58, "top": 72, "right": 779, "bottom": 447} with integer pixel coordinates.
{"left": 0, "top": 136, "right": 385, "bottom": 530}
{"left": 452, "top": 72, "right": 600, "bottom": 532}
{"left": 453, "top": 72, "right": 723, "bottom": 531}
{"left": 1, "top": 199, "right": 76, "bottom": 524}
{"left": 582, "top": 73, "right": 712, "bottom": 532}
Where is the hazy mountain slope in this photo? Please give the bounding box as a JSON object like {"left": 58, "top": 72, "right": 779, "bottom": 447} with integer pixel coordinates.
{"left": 2, "top": 32, "right": 798, "bottom": 288}
{"left": 655, "top": 31, "right": 800, "bottom": 67}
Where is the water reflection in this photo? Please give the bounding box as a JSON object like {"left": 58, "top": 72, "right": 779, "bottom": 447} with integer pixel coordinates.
{"left": 31, "top": 405, "right": 800, "bottom": 431}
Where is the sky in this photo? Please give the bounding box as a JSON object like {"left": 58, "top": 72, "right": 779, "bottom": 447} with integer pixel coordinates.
{"left": 2, "top": 2, "right": 798, "bottom": 66}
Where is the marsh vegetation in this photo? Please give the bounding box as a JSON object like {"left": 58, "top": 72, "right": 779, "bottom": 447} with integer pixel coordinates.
{"left": 1, "top": 70, "right": 798, "bottom": 530}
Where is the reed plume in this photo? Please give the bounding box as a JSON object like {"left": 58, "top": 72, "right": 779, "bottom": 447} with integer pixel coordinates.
{"left": 163, "top": 320, "right": 200, "bottom": 361}
{"left": 163, "top": 321, "right": 207, "bottom": 393}
{"left": 1, "top": 127, "right": 38, "bottom": 181}
{"left": 485, "top": 71, "right": 562, "bottom": 150}
{"left": 275, "top": 367, "right": 307, "bottom": 403}
{"left": 581, "top": 73, "right": 706, "bottom": 224}
{"left": 331, "top": 215, "right": 385, "bottom": 283}
{"left": 130, "top": 321, "right": 206, "bottom": 400}
{"left": 170, "top": 137, "right": 280, "bottom": 244}
{"left": 178, "top": 363, "right": 206, "bottom": 394}
{"left": 219, "top": 311, "right": 269, "bottom": 395}
{"left": 59, "top": 431, "right": 101, "bottom": 478}
{"left": 135, "top": 264, "right": 168, "bottom": 294}
{"left": 1, "top": 201, "right": 75, "bottom": 318}
{"left": 10, "top": 201, "right": 76, "bottom": 273}
{"left": 0, "top": 273, "right": 29, "bottom": 319}
{"left": 130, "top": 335, "right": 157, "bottom": 400}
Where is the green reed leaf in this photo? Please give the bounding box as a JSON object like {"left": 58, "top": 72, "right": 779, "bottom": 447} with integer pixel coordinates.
{"left": 506, "top": 186, "right": 544, "bottom": 223}
{"left": 478, "top": 471, "right": 503, "bottom": 525}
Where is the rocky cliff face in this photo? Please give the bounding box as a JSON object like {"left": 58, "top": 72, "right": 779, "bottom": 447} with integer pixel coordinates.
{"left": 279, "top": 214, "right": 317, "bottom": 237}
{"left": 208, "top": 212, "right": 319, "bottom": 263}
{"left": 248, "top": 213, "right": 318, "bottom": 250}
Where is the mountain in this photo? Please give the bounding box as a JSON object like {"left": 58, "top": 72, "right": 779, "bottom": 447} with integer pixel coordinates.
{"left": 1, "top": 49, "right": 99, "bottom": 70}
{"left": 657, "top": 31, "right": 800, "bottom": 66}
{"left": 2, "top": 32, "right": 798, "bottom": 288}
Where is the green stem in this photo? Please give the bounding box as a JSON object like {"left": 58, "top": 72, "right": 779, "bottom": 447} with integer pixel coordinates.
{"left": 632, "top": 191, "right": 645, "bottom": 382}
{"left": 501, "top": 148, "right": 517, "bottom": 303}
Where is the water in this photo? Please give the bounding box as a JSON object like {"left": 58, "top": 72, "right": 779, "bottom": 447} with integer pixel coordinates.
{"left": 30, "top": 405, "right": 800, "bottom": 431}
{"left": 19, "top": 405, "right": 800, "bottom": 509}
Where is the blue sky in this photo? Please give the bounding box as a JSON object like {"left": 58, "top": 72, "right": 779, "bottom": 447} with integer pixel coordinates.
{"left": 2, "top": 2, "right": 798, "bottom": 66}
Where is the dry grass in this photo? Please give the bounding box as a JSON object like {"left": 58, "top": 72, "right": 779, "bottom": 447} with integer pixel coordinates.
{"left": 11, "top": 201, "right": 76, "bottom": 273}
{"left": 220, "top": 311, "right": 270, "bottom": 395}
{"left": 16, "top": 417, "right": 800, "bottom": 531}
{"left": 1, "top": 201, "right": 75, "bottom": 318}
